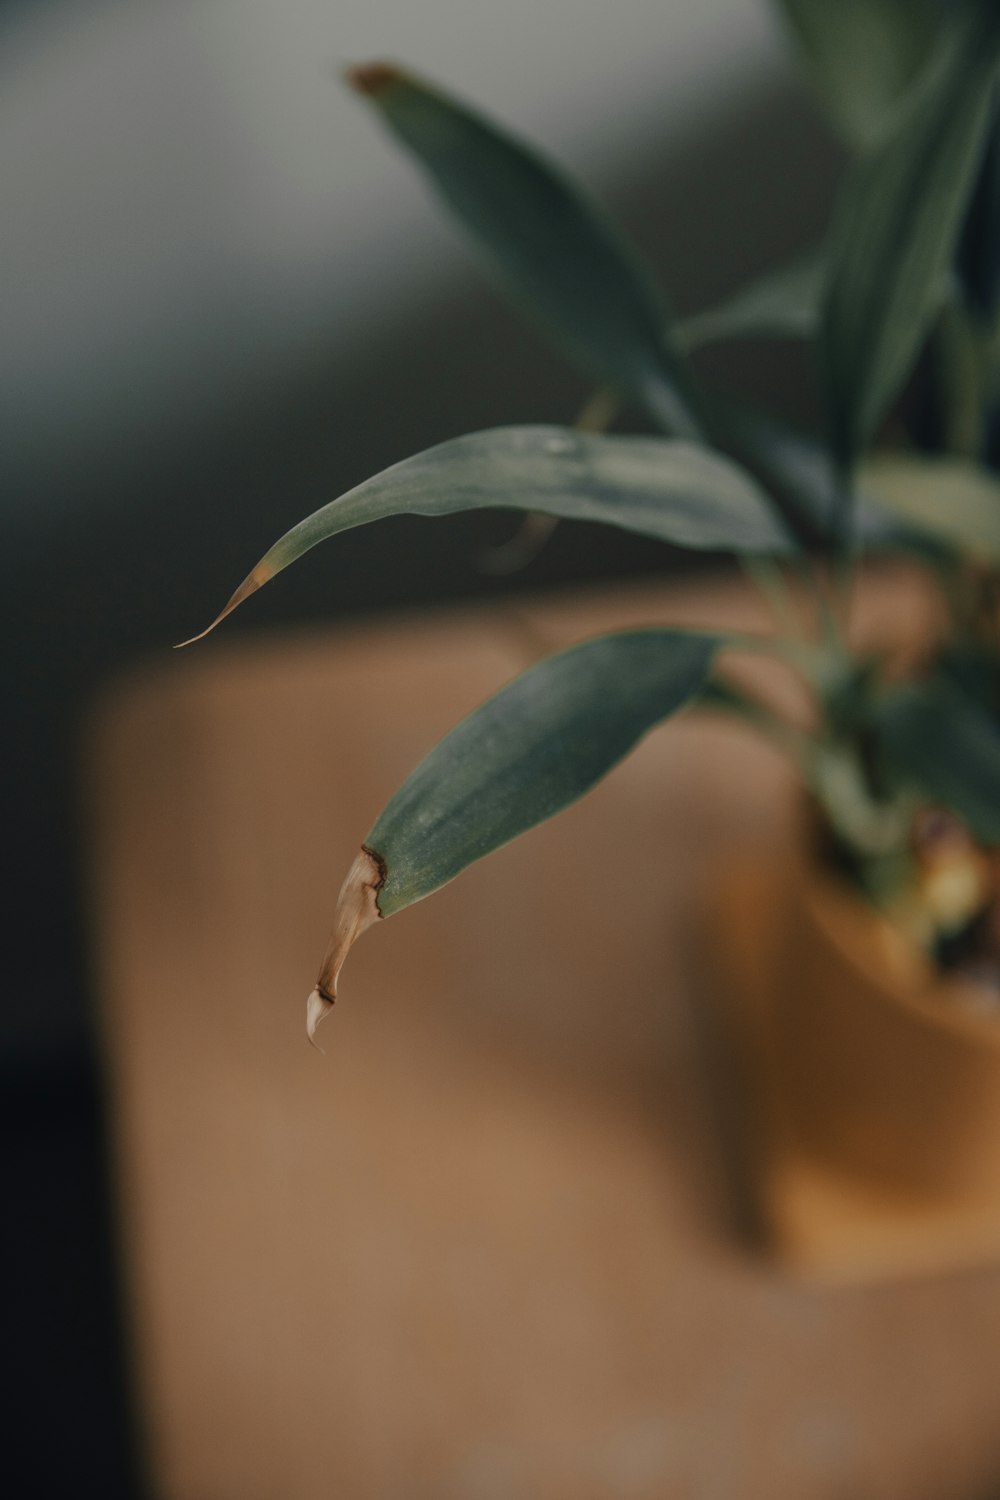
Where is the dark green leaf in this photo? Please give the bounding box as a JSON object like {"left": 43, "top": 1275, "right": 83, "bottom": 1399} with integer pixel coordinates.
{"left": 773, "top": 0, "right": 938, "bottom": 148}
{"left": 720, "top": 405, "right": 902, "bottom": 550}
{"left": 308, "top": 627, "right": 721, "bottom": 1032}
{"left": 181, "top": 427, "right": 792, "bottom": 642}
{"left": 957, "top": 106, "right": 1000, "bottom": 325}
{"left": 939, "top": 643, "right": 1000, "bottom": 708}
{"left": 877, "top": 678, "right": 1000, "bottom": 843}
{"left": 347, "top": 63, "right": 704, "bottom": 438}
{"left": 370, "top": 627, "right": 721, "bottom": 915}
{"left": 677, "top": 253, "right": 823, "bottom": 352}
{"left": 821, "top": 5, "right": 1000, "bottom": 472}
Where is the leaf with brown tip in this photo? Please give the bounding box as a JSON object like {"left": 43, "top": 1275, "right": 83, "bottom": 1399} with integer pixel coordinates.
{"left": 306, "top": 846, "right": 385, "bottom": 1047}
{"left": 346, "top": 61, "right": 705, "bottom": 438}
{"left": 174, "top": 564, "right": 274, "bottom": 649}
{"left": 308, "top": 626, "right": 721, "bottom": 1036}
{"left": 178, "top": 426, "right": 793, "bottom": 643}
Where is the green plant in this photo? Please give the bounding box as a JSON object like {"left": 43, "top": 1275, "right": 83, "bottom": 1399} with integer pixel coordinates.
{"left": 183, "top": 1, "right": 1000, "bottom": 1041}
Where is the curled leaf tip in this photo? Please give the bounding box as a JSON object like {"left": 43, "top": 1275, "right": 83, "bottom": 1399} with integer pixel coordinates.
{"left": 345, "top": 62, "right": 403, "bottom": 98}
{"left": 306, "top": 846, "right": 386, "bottom": 1048}
{"left": 173, "top": 564, "right": 274, "bottom": 649}
{"left": 306, "top": 987, "right": 334, "bottom": 1051}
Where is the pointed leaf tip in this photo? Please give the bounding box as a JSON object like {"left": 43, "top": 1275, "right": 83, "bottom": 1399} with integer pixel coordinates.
{"left": 345, "top": 62, "right": 403, "bottom": 98}
{"left": 173, "top": 564, "right": 274, "bottom": 649}
{"left": 306, "top": 988, "right": 334, "bottom": 1050}
{"left": 344, "top": 61, "right": 704, "bottom": 437}
{"left": 305, "top": 846, "right": 385, "bottom": 1045}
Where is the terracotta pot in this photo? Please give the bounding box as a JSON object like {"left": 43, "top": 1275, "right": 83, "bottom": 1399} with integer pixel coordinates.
{"left": 717, "top": 853, "right": 1000, "bottom": 1281}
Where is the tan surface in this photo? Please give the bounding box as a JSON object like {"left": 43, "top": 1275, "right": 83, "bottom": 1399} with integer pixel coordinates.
{"left": 89, "top": 573, "right": 1000, "bottom": 1500}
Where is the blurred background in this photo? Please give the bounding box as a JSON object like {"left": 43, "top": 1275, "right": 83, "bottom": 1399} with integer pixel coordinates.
{"left": 0, "top": 0, "right": 849, "bottom": 1493}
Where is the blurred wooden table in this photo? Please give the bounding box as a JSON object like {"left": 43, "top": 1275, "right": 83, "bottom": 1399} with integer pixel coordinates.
{"left": 89, "top": 573, "right": 1000, "bottom": 1500}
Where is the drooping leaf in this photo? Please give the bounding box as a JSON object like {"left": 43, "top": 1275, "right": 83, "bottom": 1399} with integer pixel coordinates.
{"left": 307, "top": 627, "right": 720, "bottom": 1036}
{"left": 346, "top": 63, "right": 704, "bottom": 439}
{"left": 180, "top": 427, "right": 793, "bottom": 643}
{"left": 773, "top": 0, "right": 939, "bottom": 149}
{"left": 877, "top": 678, "right": 1000, "bottom": 844}
{"left": 369, "top": 628, "right": 721, "bottom": 914}
{"left": 677, "top": 252, "right": 823, "bottom": 352}
{"left": 863, "top": 452, "right": 1000, "bottom": 563}
{"left": 821, "top": 5, "right": 1000, "bottom": 478}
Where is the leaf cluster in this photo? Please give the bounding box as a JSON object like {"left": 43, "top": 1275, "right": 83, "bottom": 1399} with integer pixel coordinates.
{"left": 183, "top": 2, "right": 1000, "bottom": 1028}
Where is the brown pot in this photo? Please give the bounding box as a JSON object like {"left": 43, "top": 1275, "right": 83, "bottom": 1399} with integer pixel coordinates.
{"left": 718, "top": 853, "right": 1000, "bottom": 1282}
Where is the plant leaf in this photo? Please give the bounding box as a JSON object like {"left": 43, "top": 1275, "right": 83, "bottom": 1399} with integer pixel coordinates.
{"left": 772, "top": 0, "right": 938, "bottom": 149}
{"left": 180, "top": 427, "right": 793, "bottom": 643}
{"left": 957, "top": 106, "right": 1000, "bottom": 325}
{"left": 307, "top": 627, "right": 720, "bottom": 1035}
{"left": 877, "top": 678, "right": 1000, "bottom": 845}
{"left": 821, "top": 5, "right": 1000, "bottom": 473}
{"left": 721, "top": 406, "right": 902, "bottom": 550}
{"left": 677, "top": 252, "right": 823, "bottom": 353}
{"left": 347, "top": 63, "right": 704, "bottom": 439}
{"left": 863, "top": 452, "right": 1000, "bottom": 563}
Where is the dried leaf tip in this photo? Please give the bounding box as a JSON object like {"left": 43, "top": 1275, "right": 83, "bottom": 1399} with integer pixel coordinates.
{"left": 173, "top": 563, "right": 274, "bottom": 649}
{"left": 306, "top": 987, "right": 334, "bottom": 1051}
{"left": 345, "top": 62, "right": 403, "bottom": 98}
{"left": 306, "top": 845, "right": 386, "bottom": 1048}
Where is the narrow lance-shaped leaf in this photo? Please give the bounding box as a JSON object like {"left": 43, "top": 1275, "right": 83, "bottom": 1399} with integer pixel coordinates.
{"left": 677, "top": 252, "right": 823, "bottom": 353}
{"left": 347, "top": 63, "right": 705, "bottom": 440}
{"left": 876, "top": 678, "right": 1000, "bottom": 846}
{"left": 306, "top": 627, "right": 721, "bottom": 1041}
{"left": 179, "top": 427, "right": 793, "bottom": 643}
{"left": 822, "top": 4, "right": 1000, "bottom": 476}
{"left": 772, "top": 0, "right": 938, "bottom": 149}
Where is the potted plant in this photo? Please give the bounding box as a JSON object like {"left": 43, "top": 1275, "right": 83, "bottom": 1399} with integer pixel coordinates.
{"left": 182, "top": 0, "right": 1000, "bottom": 1275}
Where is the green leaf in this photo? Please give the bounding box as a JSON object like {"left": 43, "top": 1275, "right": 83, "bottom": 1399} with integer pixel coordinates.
{"left": 863, "top": 452, "right": 1000, "bottom": 563}
{"left": 821, "top": 5, "right": 1000, "bottom": 473}
{"left": 957, "top": 107, "right": 1000, "bottom": 325}
{"left": 877, "top": 679, "right": 1000, "bottom": 844}
{"left": 677, "top": 253, "right": 823, "bottom": 352}
{"left": 773, "top": 0, "right": 938, "bottom": 148}
{"left": 720, "top": 406, "right": 902, "bottom": 550}
{"left": 346, "top": 63, "right": 704, "bottom": 439}
{"left": 307, "top": 628, "right": 720, "bottom": 1033}
{"left": 181, "top": 427, "right": 793, "bottom": 643}
{"left": 370, "top": 627, "right": 720, "bottom": 912}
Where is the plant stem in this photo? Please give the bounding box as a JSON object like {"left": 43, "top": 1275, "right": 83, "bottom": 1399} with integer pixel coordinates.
{"left": 575, "top": 386, "right": 620, "bottom": 434}
{"left": 700, "top": 674, "right": 816, "bottom": 772}
{"left": 740, "top": 555, "right": 810, "bottom": 644}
